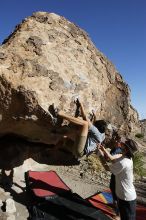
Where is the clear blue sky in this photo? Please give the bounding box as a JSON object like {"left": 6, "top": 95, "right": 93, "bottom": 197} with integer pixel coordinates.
{"left": 0, "top": 0, "right": 146, "bottom": 119}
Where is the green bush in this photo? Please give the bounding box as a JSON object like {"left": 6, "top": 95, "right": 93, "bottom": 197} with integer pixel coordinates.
{"left": 133, "top": 152, "right": 146, "bottom": 178}
{"left": 135, "top": 133, "right": 144, "bottom": 139}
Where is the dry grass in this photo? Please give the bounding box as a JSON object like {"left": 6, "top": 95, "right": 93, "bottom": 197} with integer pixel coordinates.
{"left": 87, "top": 153, "right": 105, "bottom": 172}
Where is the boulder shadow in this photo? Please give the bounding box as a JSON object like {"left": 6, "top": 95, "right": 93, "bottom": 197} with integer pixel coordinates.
{"left": 0, "top": 134, "right": 79, "bottom": 171}
{"left": 0, "top": 134, "right": 80, "bottom": 216}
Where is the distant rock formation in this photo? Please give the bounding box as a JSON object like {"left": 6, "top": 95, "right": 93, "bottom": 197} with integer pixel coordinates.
{"left": 129, "top": 105, "right": 141, "bottom": 134}
{"left": 0, "top": 12, "right": 139, "bottom": 144}
{"left": 140, "top": 119, "right": 146, "bottom": 141}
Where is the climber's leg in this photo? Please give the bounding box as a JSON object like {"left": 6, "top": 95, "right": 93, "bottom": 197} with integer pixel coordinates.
{"left": 58, "top": 111, "right": 88, "bottom": 157}
{"left": 58, "top": 110, "right": 88, "bottom": 127}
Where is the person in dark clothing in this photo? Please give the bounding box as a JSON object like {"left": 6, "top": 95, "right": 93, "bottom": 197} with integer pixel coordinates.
{"left": 109, "top": 134, "right": 123, "bottom": 216}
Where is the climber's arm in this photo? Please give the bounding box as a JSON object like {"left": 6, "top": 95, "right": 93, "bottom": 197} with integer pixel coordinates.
{"left": 90, "top": 110, "right": 96, "bottom": 124}
{"left": 77, "top": 100, "right": 92, "bottom": 127}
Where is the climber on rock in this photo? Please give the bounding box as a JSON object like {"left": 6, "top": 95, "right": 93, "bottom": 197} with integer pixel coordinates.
{"left": 48, "top": 99, "right": 113, "bottom": 158}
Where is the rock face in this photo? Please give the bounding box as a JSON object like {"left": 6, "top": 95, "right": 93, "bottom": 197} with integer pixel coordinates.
{"left": 129, "top": 105, "right": 141, "bottom": 135}
{"left": 140, "top": 119, "right": 146, "bottom": 141}
{"left": 0, "top": 12, "right": 139, "bottom": 144}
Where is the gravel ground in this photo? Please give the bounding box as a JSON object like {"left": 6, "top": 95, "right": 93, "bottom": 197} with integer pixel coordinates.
{"left": 0, "top": 139, "right": 145, "bottom": 220}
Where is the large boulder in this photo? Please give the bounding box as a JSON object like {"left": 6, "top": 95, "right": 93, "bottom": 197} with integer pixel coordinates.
{"left": 0, "top": 12, "right": 139, "bottom": 144}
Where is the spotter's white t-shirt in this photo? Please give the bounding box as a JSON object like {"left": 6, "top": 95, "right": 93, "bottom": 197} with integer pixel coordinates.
{"left": 109, "top": 157, "right": 136, "bottom": 201}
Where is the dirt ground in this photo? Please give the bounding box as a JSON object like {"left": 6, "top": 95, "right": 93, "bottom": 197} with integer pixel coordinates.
{"left": 0, "top": 136, "right": 145, "bottom": 219}
{"left": 0, "top": 157, "right": 110, "bottom": 220}
{"left": 0, "top": 136, "right": 110, "bottom": 220}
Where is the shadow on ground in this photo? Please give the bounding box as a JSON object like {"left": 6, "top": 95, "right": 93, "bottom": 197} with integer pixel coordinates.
{"left": 0, "top": 134, "right": 80, "bottom": 218}
{"left": 135, "top": 179, "right": 146, "bottom": 205}
{"left": 0, "top": 134, "right": 79, "bottom": 170}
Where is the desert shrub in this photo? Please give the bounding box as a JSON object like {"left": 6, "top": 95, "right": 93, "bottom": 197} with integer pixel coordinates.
{"left": 87, "top": 154, "right": 104, "bottom": 172}
{"left": 133, "top": 152, "right": 146, "bottom": 178}
{"left": 135, "top": 133, "right": 144, "bottom": 139}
